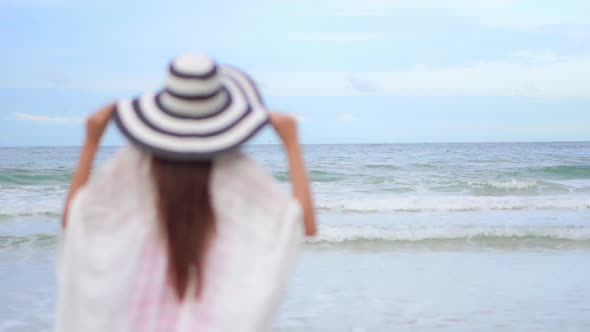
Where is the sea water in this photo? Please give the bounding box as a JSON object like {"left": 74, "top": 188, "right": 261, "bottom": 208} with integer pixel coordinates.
{"left": 1, "top": 142, "right": 589, "bottom": 331}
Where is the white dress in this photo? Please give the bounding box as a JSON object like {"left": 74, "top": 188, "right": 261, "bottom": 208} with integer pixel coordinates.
{"left": 55, "top": 146, "right": 303, "bottom": 332}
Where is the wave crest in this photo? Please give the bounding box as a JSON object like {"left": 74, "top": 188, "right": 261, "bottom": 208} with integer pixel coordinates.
{"left": 0, "top": 205, "right": 62, "bottom": 217}
{"left": 469, "top": 179, "right": 538, "bottom": 190}
{"left": 309, "top": 224, "right": 590, "bottom": 243}
{"left": 316, "top": 196, "right": 590, "bottom": 213}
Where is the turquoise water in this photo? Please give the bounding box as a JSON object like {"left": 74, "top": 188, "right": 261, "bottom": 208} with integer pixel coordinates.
{"left": 1, "top": 142, "right": 590, "bottom": 331}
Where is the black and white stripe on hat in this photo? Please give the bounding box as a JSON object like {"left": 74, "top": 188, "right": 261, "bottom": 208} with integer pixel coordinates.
{"left": 113, "top": 54, "right": 269, "bottom": 160}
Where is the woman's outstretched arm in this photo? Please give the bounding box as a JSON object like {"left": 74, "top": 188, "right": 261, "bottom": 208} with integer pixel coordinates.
{"left": 62, "top": 103, "right": 115, "bottom": 228}
{"left": 270, "top": 113, "right": 317, "bottom": 236}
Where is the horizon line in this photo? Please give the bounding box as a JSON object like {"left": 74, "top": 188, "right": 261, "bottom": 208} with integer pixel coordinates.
{"left": 1, "top": 140, "right": 589, "bottom": 148}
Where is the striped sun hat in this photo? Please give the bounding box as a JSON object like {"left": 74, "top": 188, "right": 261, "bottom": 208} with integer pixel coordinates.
{"left": 113, "top": 54, "right": 269, "bottom": 161}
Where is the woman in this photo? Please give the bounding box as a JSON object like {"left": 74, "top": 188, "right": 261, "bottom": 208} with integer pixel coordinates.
{"left": 57, "top": 54, "right": 316, "bottom": 332}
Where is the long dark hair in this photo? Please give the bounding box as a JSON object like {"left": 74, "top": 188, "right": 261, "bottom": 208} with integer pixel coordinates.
{"left": 151, "top": 157, "right": 215, "bottom": 299}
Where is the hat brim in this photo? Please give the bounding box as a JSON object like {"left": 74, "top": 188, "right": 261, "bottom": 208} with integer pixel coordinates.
{"left": 113, "top": 66, "right": 269, "bottom": 161}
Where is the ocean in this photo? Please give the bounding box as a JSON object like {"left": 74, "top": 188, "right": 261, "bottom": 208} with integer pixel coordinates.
{"left": 1, "top": 142, "right": 590, "bottom": 331}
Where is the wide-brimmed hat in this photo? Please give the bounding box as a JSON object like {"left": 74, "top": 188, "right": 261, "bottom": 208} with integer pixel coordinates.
{"left": 113, "top": 54, "right": 269, "bottom": 161}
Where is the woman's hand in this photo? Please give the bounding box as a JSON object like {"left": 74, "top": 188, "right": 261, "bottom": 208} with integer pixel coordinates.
{"left": 86, "top": 103, "right": 116, "bottom": 145}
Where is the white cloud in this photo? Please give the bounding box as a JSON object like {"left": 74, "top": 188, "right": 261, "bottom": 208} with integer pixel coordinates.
{"left": 0, "top": 0, "right": 71, "bottom": 7}
{"left": 348, "top": 76, "right": 377, "bottom": 93}
{"left": 7, "top": 53, "right": 588, "bottom": 100}
{"left": 324, "top": 10, "right": 388, "bottom": 17}
{"left": 0, "top": 74, "right": 159, "bottom": 91}
{"left": 303, "top": 0, "right": 517, "bottom": 17}
{"left": 255, "top": 54, "right": 590, "bottom": 98}
{"left": 338, "top": 114, "right": 358, "bottom": 123}
{"left": 288, "top": 33, "right": 385, "bottom": 43}
{"left": 296, "top": 115, "right": 312, "bottom": 123}
{"left": 337, "top": 0, "right": 512, "bottom": 11}
{"left": 512, "top": 50, "right": 560, "bottom": 63}
{"left": 301, "top": 0, "right": 589, "bottom": 28}
{"left": 13, "top": 112, "right": 83, "bottom": 124}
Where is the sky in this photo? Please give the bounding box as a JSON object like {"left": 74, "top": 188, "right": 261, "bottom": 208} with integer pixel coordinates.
{"left": 0, "top": 0, "right": 589, "bottom": 146}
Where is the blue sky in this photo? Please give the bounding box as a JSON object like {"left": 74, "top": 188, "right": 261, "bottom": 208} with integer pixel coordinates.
{"left": 1, "top": 0, "right": 589, "bottom": 146}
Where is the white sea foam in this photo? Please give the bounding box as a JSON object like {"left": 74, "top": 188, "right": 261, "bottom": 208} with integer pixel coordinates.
{"left": 0, "top": 205, "right": 62, "bottom": 217}
{"left": 4, "top": 223, "right": 589, "bottom": 249}
{"left": 316, "top": 196, "right": 590, "bottom": 213}
{"left": 550, "top": 179, "right": 590, "bottom": 192}
{"left": 0, "top": 187, "right": 65, "bottom": 216}
{"left": 3, "top": 195, "right": 590, "bottom": 217}
{"left": 309, "top": 224, "right": 590, "bottom": 243}
{"left": 469, "top": 179, "right": 538, "bottom": 190}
